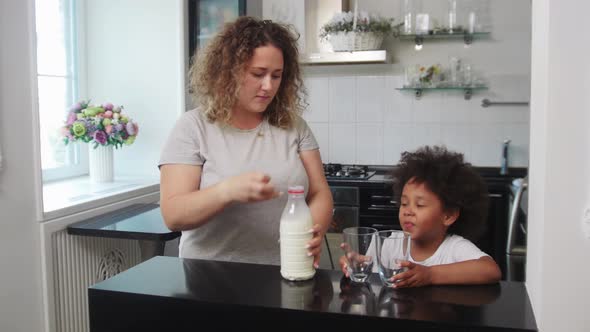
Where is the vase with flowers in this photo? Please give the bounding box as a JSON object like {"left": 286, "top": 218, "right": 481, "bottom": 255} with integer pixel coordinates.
{"left": 62, "top": 100, "right": 139, "bottom": 183}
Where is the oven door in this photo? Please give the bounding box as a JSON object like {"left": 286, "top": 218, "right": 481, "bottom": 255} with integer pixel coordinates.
{"left": 320, "top": 205, "right": 359, "bottom": 270}
{"left": 331, "top": 206, "right": 359, "bottom": 232}
{"left": 320, "top": 186, "right": 359, "bottom": 270}
{"left": 327, "top": 186, "right": 359, "bottom": 232}
{"left": 359, "top": 187, "right": 400, "bottom": 231}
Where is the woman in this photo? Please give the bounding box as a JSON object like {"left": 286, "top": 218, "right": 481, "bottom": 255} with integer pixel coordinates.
{"left": 159, "top": 16, "right": 333, "bottom": 267}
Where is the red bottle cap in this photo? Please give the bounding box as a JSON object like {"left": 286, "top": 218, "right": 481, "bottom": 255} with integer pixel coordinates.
{"left": 287, "top": 185, "right": 304, "bottom": 194}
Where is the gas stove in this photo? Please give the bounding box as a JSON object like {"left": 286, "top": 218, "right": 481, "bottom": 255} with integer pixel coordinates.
{"left": 323, "top": 163, "right": 376, "bottom": 180}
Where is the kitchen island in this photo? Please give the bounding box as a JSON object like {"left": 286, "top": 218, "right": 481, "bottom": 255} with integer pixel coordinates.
{"left": 88, "top": 256, "right": 536, "bottom": 331}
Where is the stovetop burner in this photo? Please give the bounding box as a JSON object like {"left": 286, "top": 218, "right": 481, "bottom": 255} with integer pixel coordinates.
{"left": 323, "top": 163, "right": 376, "bottom": 180}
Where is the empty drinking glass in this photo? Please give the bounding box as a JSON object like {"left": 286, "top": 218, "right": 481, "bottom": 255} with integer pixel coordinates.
{"left": 376, "top": 230, "right": 411, "bottom": 287}
{"left": 449, "top": 56, "right": 462, "bottom": 85}
{"left": 447, "top": 0, "right": 458, "bottom": 33}
{"left": 404, "top": 64, "right": 420, "bottom": 87}
{"left": 462, "top": 63, "right": 473, "bottom": 86}
{"left": 342, "top": 227, "right": 378, "bottom": 283}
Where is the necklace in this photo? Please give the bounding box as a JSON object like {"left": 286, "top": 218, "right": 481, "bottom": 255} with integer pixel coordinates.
{"left": 256, "top": 120, "right": 266, "bottom": 137}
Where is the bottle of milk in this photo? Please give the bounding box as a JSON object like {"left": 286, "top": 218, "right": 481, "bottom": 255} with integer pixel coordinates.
{"left": 280, "top": 185, "right": 315, "bottom": 281}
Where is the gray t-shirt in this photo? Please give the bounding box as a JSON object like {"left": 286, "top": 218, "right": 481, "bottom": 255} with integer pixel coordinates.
{"left": 159, "top": 109, "right": 319, "bottom": 265}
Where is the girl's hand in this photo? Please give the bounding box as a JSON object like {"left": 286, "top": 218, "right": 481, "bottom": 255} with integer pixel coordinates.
{"left": 219, "top": 172, "right": 281, "bottom": 203}
{"left": 306, "top": 224, "right": 324, "bottom": 269}
{"left": 338, "top": 243, "right": 373, "bottom": 278}
{"left": 338, "top": 254, "right": 350, "bottom": 277}
{"left": 390, "top": 261, "right": 433, "bottom": 288}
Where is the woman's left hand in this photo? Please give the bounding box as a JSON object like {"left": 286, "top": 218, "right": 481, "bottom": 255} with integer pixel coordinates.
{"left": 306, "top": 224, "right": 324, "bottom": 269}
{"left": 390, "top": 261, "right": 433, "bottom": 288}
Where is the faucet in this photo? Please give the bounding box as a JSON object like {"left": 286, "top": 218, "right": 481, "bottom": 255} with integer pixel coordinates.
{"left": 500, "top": 139, "right": 511, "bottom": 175}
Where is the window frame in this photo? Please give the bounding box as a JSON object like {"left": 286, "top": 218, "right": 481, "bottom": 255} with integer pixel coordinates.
{"left": 37, "top": 0, "right": 89, "bottom": 182}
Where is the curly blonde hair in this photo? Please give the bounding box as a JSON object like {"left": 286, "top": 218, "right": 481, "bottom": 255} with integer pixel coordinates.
{"left": 188, "top": 16, "right": 306, "bottom": 129}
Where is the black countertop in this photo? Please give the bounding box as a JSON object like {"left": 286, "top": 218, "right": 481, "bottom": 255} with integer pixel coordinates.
{"left": 89, "top": 256, "right": 537, "bottom": 331}
{"left": 67, "top": 203, "right": 180, "bottom": 241}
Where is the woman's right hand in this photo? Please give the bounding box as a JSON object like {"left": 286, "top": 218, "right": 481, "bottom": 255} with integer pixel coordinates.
{"left": 219, "top": 171, "right": 282, "bottom": 204}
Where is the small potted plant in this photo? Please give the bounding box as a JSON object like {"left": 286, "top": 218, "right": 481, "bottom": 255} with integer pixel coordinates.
{"left": 319, "top": 11, "right": 400, "bottom": 52}
{"left": 419, "top": 64, "right": 443, "bottom": 87}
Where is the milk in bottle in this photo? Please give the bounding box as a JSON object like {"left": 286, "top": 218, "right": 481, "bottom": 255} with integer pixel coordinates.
{"left": 280, "top": 185, "right": 315, "bottom": 281}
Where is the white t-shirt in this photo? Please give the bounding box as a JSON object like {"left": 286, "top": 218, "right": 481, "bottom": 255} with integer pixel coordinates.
{"left": 158, "top": 109, "right": 319, "bottom": 265}
{"left": 374, "top": 234, "right": 489, "bottom": 270}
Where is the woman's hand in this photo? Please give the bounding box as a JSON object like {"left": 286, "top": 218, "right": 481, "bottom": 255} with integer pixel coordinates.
{"left": 219, "top": 172, "right": 281, "bottom": 204}
{"left": 306, "top": 224, "right": 325, "bottom": 269}
{"left": 390, "top": 261, "right": 433, "bottom": 288}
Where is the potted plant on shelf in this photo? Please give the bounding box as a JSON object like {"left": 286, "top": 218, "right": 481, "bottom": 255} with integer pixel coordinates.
{"left": 319, "top": 11, "right": 401, "bottom": 52}
{"left": 62, "top": 100, "right": 139, "bottom": 183}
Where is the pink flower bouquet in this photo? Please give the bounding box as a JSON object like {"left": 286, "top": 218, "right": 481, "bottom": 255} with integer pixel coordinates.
{"left": 62, "top": 100, "right": 138, "bottom": 149}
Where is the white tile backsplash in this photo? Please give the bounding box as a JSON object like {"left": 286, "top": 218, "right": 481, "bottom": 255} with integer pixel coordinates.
{"left": 356, "top": 76, "right": 385, "bottom": 122}
{"left": 441, "top": 93, "right": 474, "bottom": 124}
{"left": 329, "top": 123, "right": 356, "bottom": 164}
{"left": 385, "top": 76, "right": 413, "bottom": 123}
{"left": 307, "top": 122, "right": 330, "bottom": 160}
{"left": 413, "top": 123, "right": 443, "bottom": 148}
{"left": 470, "top": 124, "right": 506, "bottom": 166}
{"left": 383, "top": 124, "right": 415, "bottom": 164}
{"left": 329, "top": 77, "right": 356, "bottom": 123}
{"left": 307, "top": 74, "right": 530, "bottom": 167}
{"left": 440, "top": 124, "right": 473, "bottom": 161}
{"left": 356, "top": 124, "right": 384, "bottom": 165}
{"left": 304, "top": 77, "right": 330, "bottom": 122}
{"left": 413, "top": 94, "right": 442, "bottom": 123}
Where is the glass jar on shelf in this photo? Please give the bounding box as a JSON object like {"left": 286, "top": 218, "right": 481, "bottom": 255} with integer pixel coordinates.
{"left": 447, "top": 0, "right": 458, "bottom": 33}
{"left": 448, "top": 56, "right": 462, "bottom": 85}
{"left": 400, "top": 0, "right": 423, "bottom": 34}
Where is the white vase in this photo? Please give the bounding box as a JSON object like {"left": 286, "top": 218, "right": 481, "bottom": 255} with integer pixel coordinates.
{"left": 89, "top": 145, "right": 114, "bottom": 183}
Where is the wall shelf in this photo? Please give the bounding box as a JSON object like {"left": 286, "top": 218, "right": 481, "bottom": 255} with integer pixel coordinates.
{"left": 300, "top": 50, "right": 387, "bottom": 65}
{"left": 396, "top": 86, "right": 488, "bottom": 100}
{"left": 399, "top": 31, "right": 490, "bottom": 47}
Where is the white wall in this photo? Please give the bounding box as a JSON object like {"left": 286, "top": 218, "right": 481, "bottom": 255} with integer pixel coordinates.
{"left": 84, "top": 0, "right": 185, "bottom": 179}
{"left": 302, "top": 0, "right": 531, "bottom": 167}
{"left": 527, "top": 0, "right": 590, "bottom": 331}
{"left": 0, "top": 0, "right": 45, "bottom": 331}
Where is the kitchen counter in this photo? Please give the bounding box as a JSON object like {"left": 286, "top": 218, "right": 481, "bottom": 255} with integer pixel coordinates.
{"left": 68, "top": 203, "right": 180, "bottom": 260}
{"left": 327, "top": 166, "right": 527, "bottom": 187}
{"left": 89, "top": 256, "right": 537, "bottom": 331}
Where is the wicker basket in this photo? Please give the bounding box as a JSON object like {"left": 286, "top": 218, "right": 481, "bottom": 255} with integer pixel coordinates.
{"left": 328, "top": 31, "right": 384, "bottom": 52}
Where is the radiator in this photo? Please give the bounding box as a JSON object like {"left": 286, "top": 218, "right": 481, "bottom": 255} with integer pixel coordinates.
{"left": 50, "top": 229, "right": 142, "bottom": 332}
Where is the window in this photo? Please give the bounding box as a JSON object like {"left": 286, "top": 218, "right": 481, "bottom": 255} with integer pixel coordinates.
{"left": 35, "top": 0, "right": 87, "bottom": 182}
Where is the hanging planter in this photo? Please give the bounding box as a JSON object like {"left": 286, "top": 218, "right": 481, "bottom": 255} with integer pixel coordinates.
{"left": 319, "top": 3, "right": 399, "bottom": 53}
{"left": 328, "top": 31, "right": 385, "bottom": 52}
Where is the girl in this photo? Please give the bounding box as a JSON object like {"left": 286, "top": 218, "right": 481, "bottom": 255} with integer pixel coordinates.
{"left": 341, "top": 146, "right": 501, "bottom": 287}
